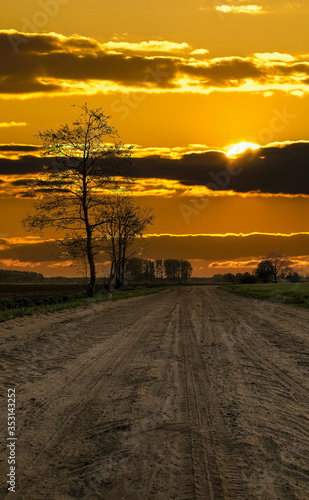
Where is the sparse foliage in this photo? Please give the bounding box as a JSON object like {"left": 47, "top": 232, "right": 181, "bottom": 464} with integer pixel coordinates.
{"left": 100, "top": 194, "right": 154, "bottom": 291}
{"left": 22, "top": 104, "right": 133, "bottom": 296}
{"left": 266, "top": 250, "right": 291, "bottom": 283}
{"left": 255, "top": 251, "right": 291, "bottom": 283}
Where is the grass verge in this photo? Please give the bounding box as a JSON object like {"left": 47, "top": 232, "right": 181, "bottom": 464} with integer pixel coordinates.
{"left": 219, "top": 282, "right": 309, "bottom": 309}
{"left": 0, "top": 287, "right": 171, "bottom": 323}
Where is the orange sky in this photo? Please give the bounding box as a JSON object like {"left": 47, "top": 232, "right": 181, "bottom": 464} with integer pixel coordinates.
{"left": 1, "top": 1, "right": 309, "bottom": 276}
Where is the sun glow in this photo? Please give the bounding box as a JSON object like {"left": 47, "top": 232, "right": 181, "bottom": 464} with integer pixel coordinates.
{"left": 226, "top": 142, "right": 260, "bottom": 158}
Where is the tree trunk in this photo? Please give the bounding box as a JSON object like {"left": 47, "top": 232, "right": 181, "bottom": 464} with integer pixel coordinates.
{"left": 114, "top": 263, "right": 123, "bottom": 290}
{"left": 115, "top": 260, "right": 125, "bottom": 292}
{"left": 120, "top": 260, "right": 125, "bottom": 290}
{"left": 83, "top": 173, "right": 96, "bottom": 297}
{"left": 87, "top": 249, "right": 96, "bottom": 297}
{"left": 106, "top": 275, "right": 114, "bottom": 293}
{"left": 114, "top": 237, "right": 124, "bottom": 291}
{"left": 106, "top": 259, "right": 115, "bottom": 292}
{"left": 85, "top": 226, "right": 96, "bottom": 297}
{"left": 117, "top": 245, "right": 126, "bottom": 291}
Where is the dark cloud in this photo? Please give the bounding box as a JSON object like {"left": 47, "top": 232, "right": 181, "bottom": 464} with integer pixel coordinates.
{"left": 11, "top": 179, "right": 66, "bottom": 187}
{"left": 13, "top": 191, "right": 36, "bottom": 198}
{"left": 0, "top": 145, "right": 42, "bottom": 152}
{"left": 180, "top": 58, "right": 263, "bottom": 86}
{"left": 0, "top": 155, "right": 47, "bottom": 175}
{"left": 129, "top": 151, "right": 229, "bottom": 186}
{"left": 10, "top": 179, "right": 31, "bottom": 186}
{"left": 0, "top": 239, "right": 60, "bottom": 263}
{"left": 129, "top": 143, "right": 309, "bottom": 195}
{"left": 0, "top": 32, "right": 177, "bottom": 93}
{"left": 273, "top": 62, "right": 309, "bottom": 75}
{"left": 4, "top": 32, "right": 61, "bottom": 54}
{"left": 0, "top": 77, "right": 59, "bottom": 95}
{"left": 1, "top": 31, "right": 308, "bottom": 95}
{"left": 142, "top": 233, "right": 309, "bottom": 261}
{"left": 0, "top": 233, "right": 308, "bottom": 264}
{"left": 14, "top": 188, "right": 71, "bottom": 198}
{"left": 0, "top": 143, "right": 309, "bottom": 195}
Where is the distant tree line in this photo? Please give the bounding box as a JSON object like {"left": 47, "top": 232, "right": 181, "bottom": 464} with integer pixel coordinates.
{"left": 125, "top": 258, "right": 193, "bottom": 283}
{"left": 210, "top": 270, "right": 304, "bottom": 285}
{"left": 0, "top": 270, "right": 44, "bottom": 283}
{"left": 212, "top": 250, "right": 304, "bottom": 284}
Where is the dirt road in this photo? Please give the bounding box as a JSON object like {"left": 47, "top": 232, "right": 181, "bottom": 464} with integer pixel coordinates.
{"left": 1, "top": 287, "right": 309, "bottom": 499}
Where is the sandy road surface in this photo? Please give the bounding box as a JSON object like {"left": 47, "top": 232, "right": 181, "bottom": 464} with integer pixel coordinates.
{"left": 0, "top": 287, "right": 309, "bottom": 499}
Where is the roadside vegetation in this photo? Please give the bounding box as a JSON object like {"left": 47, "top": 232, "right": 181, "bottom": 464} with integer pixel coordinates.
{"left": 220, "top": 282, "right": 309, "bottom": 309}
{"left": 0, "top": 286, "right": 170, "bottom": 323}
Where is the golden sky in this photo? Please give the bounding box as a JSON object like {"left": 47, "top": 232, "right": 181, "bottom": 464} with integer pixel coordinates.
{"left": 0, "top": 0, "right": 309, "bottom": 276}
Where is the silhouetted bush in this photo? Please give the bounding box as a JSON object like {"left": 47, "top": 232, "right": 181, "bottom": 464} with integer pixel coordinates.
{"left": 47, "top": 296, "right": 58, "bottom": 305}
{"left": 0, "top": 298, "right": 15, "bottom": 310}
{"left": 15, "top": 297, "right": 34, "bottom": 308}
{"left": 240, "top": 273, "right": 258, "bottom": 284}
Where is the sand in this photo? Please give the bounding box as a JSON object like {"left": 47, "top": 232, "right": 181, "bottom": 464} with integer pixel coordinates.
{"left": 0, "top": 286, "right": 309, "bottom": 499}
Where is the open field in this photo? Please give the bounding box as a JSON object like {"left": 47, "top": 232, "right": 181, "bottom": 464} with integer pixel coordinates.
{"left": 0, "top": 284, "right": 169, "bottom": 322}
{"left": 220, "top": 282, "right": 309, "bottom": 309}
{"left": 0, "top": 283, "right": 98, "bottom": 302}
{"left": 1, "top": 286, "right": 309, "bottom": 499}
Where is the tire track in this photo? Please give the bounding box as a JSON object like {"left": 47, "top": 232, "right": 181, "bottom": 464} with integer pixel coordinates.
{"left": 1, "top": 286, "right": 309, "bottom": 499}
{"left": 2, "top": 291, "right": 178, "bottom": 499}
{"left": 180, "top": 288, "right": 249, "bottom": 500}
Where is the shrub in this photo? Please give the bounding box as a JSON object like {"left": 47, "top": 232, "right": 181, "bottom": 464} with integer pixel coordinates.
{"left": 47, "top": 296, "right": 58, "bottom": 305}
{"left": 0, "top": 298, "right": 15, "bottom": 310}
{"left": 240, "top": 273, "right": 258, "bottom": 284}
{"left": 35, "top": 299, "right": 47, "bottom": 306}
{"left": 15, "top": 297, "right": 34, "bottom": 309}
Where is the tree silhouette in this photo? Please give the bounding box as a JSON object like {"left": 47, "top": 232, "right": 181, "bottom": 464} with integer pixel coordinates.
{"left": 266, "top": 250, "right": 291, "bottom": 283}
{"left": 255, "top": 260, "right": 274, "bottom": 283}
{"left": 100, "top": 194, "right": 153, "bottom": 291}
{"left": 22, "top": 104, "right": 132, "bottom": 296}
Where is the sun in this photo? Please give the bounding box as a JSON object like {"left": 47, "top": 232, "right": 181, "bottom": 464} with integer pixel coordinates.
{"left": 226, "top": 142, "right": 260, "bottom": 158}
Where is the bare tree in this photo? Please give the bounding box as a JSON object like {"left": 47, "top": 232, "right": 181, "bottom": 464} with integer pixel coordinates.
{"left": 266, "top": 250, "right": 291, "bottom": 283}
{"left": 22, "top": 104, "right": 132, "bottom": 296}
{"left": 100, "top": 194, "right": 154, "bottom": 291}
